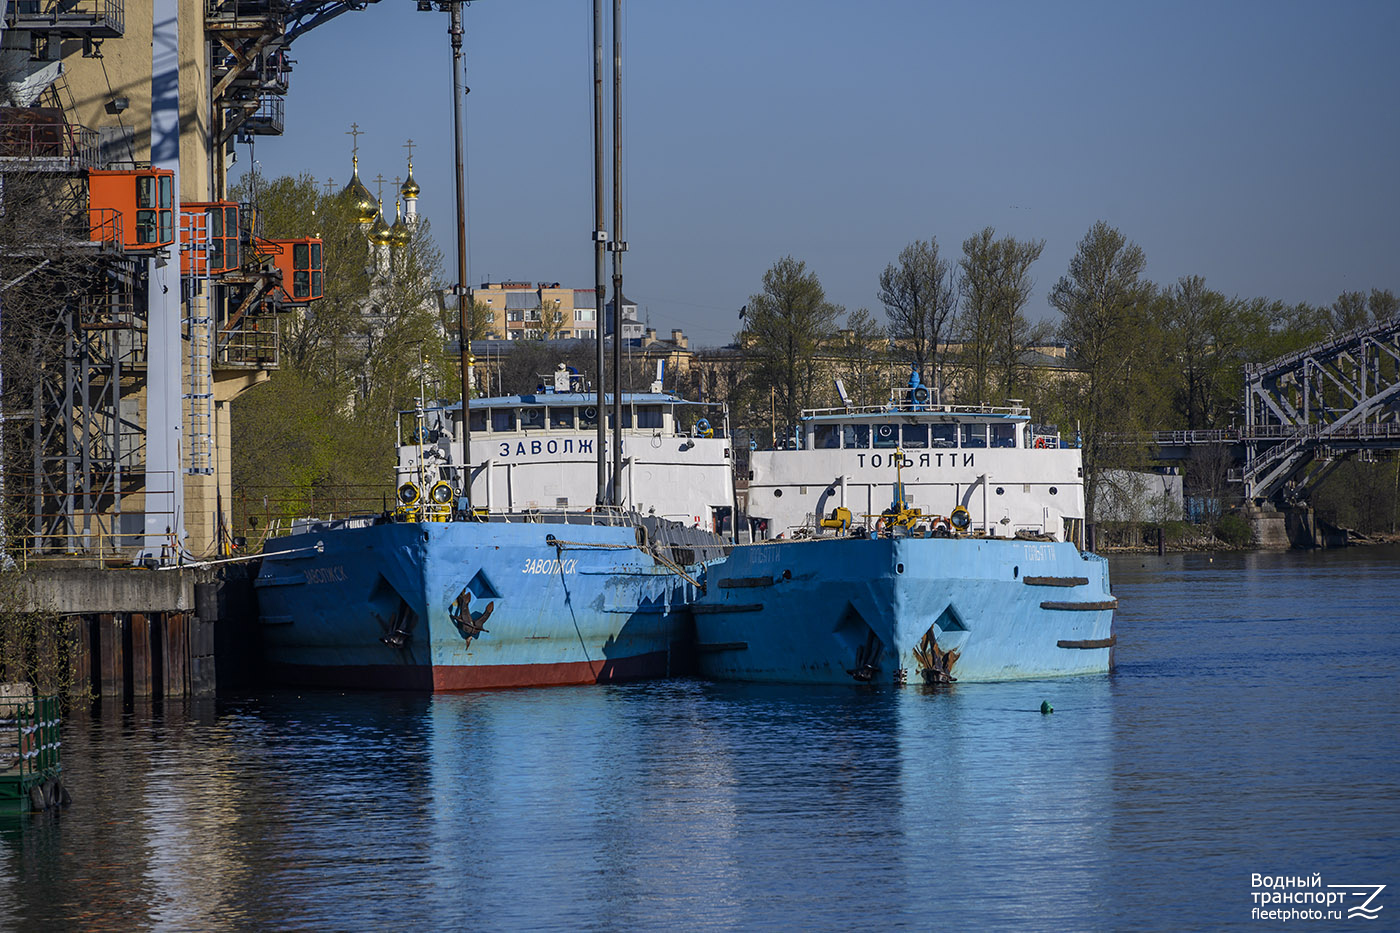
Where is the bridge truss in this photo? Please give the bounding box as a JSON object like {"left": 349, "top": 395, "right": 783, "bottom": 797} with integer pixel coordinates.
{"left": 1241, "top": 315, "right": 1400, "bottom": 503}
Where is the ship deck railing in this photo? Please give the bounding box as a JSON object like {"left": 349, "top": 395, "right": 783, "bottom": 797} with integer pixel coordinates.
{"left": 281, "top": 505, "right": 651, "bottom": 538}
{"left": 800, "top": 400, "right": 1031, "bottom": 420}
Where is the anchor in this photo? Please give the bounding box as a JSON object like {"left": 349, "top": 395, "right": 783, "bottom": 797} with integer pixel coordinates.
{"left": 379, "top": 601, "right": 414, "bottom": 647}
{"left": 450, "top": 587, "right": 494, "bottom": 640}
{"left": 847, "top": 629, "right": 883, "bottom": 682}
{"left": 913, "top": 626, "right": 959, "bottom": 684}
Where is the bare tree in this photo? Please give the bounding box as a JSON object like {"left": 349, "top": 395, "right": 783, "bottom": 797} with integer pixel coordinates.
{"left": 834, "top": 307, "right": 888, "bottom": 408}
{"left": 878, "top": 238, "right": 956, "bottom": 388}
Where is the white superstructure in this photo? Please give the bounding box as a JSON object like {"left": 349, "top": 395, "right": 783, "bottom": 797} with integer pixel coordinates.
{"left": 745, "top": 376, "right": 1087, "bottom": 544}
{"left": 398, "top": 385, "right": 737, "bottom": 532}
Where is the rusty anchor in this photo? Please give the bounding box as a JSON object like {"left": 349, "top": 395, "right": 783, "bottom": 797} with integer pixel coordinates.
{"left": 913, "top": 627, "right": 959, "bottom": 684}
{"left": 451, "top": 588, "right": 494, "bottom": 640}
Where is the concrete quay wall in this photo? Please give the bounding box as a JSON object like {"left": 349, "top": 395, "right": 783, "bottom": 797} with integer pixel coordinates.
{"left": 13, "top": 563, "right": 261, "bottom": 699}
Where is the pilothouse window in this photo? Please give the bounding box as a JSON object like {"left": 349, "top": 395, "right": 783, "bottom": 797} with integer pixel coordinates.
{"left": 931, "top": 424, "right": 957, "bottom": 448}
{"left": 841, "top": 424, "right": 870, "bottom": 448}
{"left": 992, "top": 424, "right": 1016, "bottom": 448}
{"left": 636, "top": 407, "right": 664, "bottom": 429}
{"left": 873, "top": 424, "right": 900, "bottom": 449}
{"left": 491, "top": 409, "right": 515, "bottom": 432}
{"left": 549, "top": 407, "right": 575, "bottom": 429}
{"left": 961, "top": 424, "right": 988, "bottom": 448}
{"left": 814, "top": 424, "right": 840, "bottom": 449}
{"left": 901, "top": 425, "right": 929, "bottom": 448}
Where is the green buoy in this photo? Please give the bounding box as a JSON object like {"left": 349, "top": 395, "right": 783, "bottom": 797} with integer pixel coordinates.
{"left": 1040, "top": 700, "right": 1053, "bottom": 714}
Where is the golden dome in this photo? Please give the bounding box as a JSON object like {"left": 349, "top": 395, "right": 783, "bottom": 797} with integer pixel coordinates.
{"left": 389, "top": 200, "right": 411, "bottom": 248}
{"left": 368, "top": 209, "right": 394, "bottom": 246}
{"left": 400, "top": 161, "right": 420, "bottom": 200}
{"left": 340, "top": 156, "right": 379, "bottom": 225}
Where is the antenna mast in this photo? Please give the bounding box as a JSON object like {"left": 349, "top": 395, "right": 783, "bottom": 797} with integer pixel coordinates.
{"left": 609, "top": 0, "right": 625, "bottom": 506}
{"left": 448, "top": 2, "right": 474, "bottom": 514}
{"left": 591, "top": 0, "right": 609, "bottom": 505}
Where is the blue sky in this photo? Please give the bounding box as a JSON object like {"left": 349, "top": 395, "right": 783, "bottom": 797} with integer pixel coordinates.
{"left": 240, "top": 0, "right": 1400, "bottom": 347}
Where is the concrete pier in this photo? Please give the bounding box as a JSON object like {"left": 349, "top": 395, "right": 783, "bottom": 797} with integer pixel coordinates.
{"left": 1243, "top": 503, "right": 1350, "bottom": 549}
{"left": 1243, "top": 504, "right": 1292, "bottom": 549}
{"left": 17, "top": 563, "right": 259, "bottom": 699}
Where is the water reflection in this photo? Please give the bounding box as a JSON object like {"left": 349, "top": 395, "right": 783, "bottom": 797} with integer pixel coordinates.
{"left": 0, "top": 547, "right": 1396, "bottom": 930}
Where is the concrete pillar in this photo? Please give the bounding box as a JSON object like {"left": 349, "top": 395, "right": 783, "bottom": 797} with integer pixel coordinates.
{"left": 143, "top": 0, "right": 186, "bottom": 558}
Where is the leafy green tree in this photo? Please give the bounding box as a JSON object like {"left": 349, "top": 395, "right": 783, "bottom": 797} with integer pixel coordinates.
{"left": 1330, "top": 290, "right": 1371, "bottom": 333}
{"left": 232, "top": 172, "right": 373, "bottom": 378}
{"left": 1157, "top": 276, "right": 1251, "bottom": 428}
{"left": 1331, "top": 288, "right": 1399, "bottom": 333}
{"left": 741, "top": 256, "right": 842, "bottom": 432}
{"left": 878, "top": 238, "right": 956, "bottom": 388}
{"left": 228, "top": 171, "right": 451, "bottom": 525}
{"left": 1369, "top": 288, "right": 1399, "bottom": 321}
{"left": 1050, "top": 221, "right": 1153, "bottom": 521}
{"left": 957, "top": 228, "right": 1045, "bottom": 403}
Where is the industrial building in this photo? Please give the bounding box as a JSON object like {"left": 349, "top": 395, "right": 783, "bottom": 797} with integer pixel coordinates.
{"left": 0, "top": 1, "right": 374, "bottom": 564}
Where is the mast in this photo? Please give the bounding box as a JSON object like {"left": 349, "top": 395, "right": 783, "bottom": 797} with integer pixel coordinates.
{"left": 609, "top": 0, "right": 625, "bottom": 507}
{"left": 591, "top": 0, "right": 609, "bottom": 505}
{"left": 449, "top": 2, "right": 473, "bottom": 513}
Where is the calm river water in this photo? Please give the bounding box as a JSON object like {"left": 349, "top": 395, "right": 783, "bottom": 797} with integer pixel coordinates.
{"left": 2, "top": 547, "right": 1397, "bottom": 931}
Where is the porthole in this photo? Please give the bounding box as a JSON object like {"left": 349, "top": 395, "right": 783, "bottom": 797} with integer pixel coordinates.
{"left": 995, "top": 486, "right": 1005, "bottom": 495}
{"left": 1013, "top": 565, "right": 1019, "bottom": 578}
{"left": 774, "top": 488, "right": 784, "bottom": 498}
{"left": 1049, "top": 486, "right": 1058, "bottom": 495}
{"left": 896, "top": 562, "right": 905, "bottom": 574}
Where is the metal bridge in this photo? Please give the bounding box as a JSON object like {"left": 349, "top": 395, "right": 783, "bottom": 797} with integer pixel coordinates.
{"left": 1139, "top": 315, "right": 1400, "bottom": 504}
{"left": 1240, "top": 314, "right": 1400, "bottom": 502}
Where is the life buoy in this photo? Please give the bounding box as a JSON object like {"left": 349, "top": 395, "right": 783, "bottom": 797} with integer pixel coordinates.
{"left": 1034, "top": 437, "right": 1048, "bottom": 449}
{"left": 878, "top": 425, "right": 894, "bottom": 439}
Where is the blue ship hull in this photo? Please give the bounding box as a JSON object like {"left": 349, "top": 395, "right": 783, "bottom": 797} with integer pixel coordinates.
{"left": 255, "top": 519, "right": 704, "bottom": 690}
{"left": 693, "top": 537, "right": 1114, "bottom": 684}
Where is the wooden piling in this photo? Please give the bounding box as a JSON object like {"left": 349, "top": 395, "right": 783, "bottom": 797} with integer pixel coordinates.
{"left": 163, "top": 612, "right": 188, "bottom": 698}
{"left": 130, "top": 613, "right": 153, "bottom": 697}
{"left": 97, "top": 613, "right": 123, "bottom": 698}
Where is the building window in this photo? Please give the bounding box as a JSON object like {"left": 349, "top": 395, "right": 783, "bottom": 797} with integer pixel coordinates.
{"left": 576, "top": 309, "right": 595, "bottom": 322}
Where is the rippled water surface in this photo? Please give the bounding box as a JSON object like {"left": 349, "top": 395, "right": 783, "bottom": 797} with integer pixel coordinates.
{"left": 2, "top": 547, "right": 1397, "bottom": 931}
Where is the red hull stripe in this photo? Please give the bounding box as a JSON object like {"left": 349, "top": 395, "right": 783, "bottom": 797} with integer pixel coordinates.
{"left": 265, "top": 649, "right": 673, "bottom": 692}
